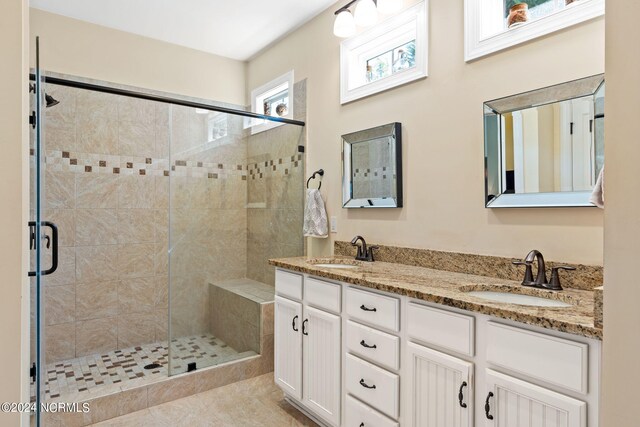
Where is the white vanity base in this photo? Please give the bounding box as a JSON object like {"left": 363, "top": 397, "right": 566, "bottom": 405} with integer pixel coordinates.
{"left": 274, "top": 268, "right": 601, "bottom": 427}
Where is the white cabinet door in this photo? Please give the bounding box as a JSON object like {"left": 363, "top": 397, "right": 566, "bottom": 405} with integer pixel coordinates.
{"left": 274, "top": 296, "right": 303, "bottom": 400}
{"left": 407, "top": 342, "right": 473, "bottom": 427}
{"left": 483, "top": 369, "right": 586, "bottom": 427}
{"left": 303, "top": 305, "right": 341, "bottom": 426}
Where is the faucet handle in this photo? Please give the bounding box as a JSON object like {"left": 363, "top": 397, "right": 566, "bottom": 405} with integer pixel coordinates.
{"left": 512, "top": 260, "right": 534, "bottom": 285}
{"left": 547, "top": 266, "right": 576, "bottom": 291}
{"left": 366, "top": 246, "right": 380, "bottom": 262}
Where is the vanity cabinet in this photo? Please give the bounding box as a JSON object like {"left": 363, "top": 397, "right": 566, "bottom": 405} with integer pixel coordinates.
{"left": 406, "top": 342, "right": 474, "bottom": 427}
{"left": 274, "top": 295, "right": 303, "bottom": 399}
{"left": 303, "top": 305, "right": 341, "bottom": 425}
{"left": 274, "top": 270, "right": 342, "bottom": 426}
{"left": 483, "top": 369, "right": 586, "bottom": 427}
{"left": 274, "top": 268, "right": 600, "bottom": 427}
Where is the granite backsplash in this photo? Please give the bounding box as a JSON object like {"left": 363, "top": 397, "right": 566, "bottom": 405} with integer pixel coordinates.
{"left": 334, "top": 241, "right": 603, "bottom": 291}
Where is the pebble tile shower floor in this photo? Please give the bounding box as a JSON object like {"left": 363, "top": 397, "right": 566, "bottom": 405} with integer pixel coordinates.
{"left": 32, "top": 334, "right": 256, "bottom": 400}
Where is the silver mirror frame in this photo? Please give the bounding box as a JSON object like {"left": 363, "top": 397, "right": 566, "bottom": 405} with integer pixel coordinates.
{"left": 484, "top": 74, "right": 605, "bottom": 208}
{"left": 342, "top": 122, "right": 403, "bottom": 208}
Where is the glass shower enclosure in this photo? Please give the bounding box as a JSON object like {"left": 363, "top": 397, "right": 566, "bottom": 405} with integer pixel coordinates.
{"left": 29, "top": 68, "right": 305, "bottom": 424}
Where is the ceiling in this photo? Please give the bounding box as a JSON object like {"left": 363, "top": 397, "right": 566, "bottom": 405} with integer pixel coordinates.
{"left": 30, "top": 0, "right": 337, "bottom": 61}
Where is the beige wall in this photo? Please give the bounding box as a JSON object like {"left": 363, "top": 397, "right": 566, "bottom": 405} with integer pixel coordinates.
{"left": 247, "top": 0, "right": 605, "bottom": 265}
{"left": 602, "top": 1, "right": 640, "bottom": 424}
{"left": 30, "top": 9, "right": 247, "bottom": 106}
{"left": 0, "top": 0, "right": 30, "bottom": 424}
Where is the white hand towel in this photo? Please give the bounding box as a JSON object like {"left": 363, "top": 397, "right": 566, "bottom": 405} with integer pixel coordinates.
{"left": 303, "top": 188, "right": 328, "bottom": 238}
{"left": 590, "top": 166, "right": 604, "bottom": 209}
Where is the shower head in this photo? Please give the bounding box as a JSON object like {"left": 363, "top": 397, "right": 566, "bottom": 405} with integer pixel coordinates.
{"left": 45, "top": 94, "right": 60, "bottom": 108}
{"left": 29, "top": 83, "right": 60, "bottom": 108}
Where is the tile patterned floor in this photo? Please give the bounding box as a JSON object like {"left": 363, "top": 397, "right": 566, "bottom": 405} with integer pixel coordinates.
{"left": 33, "top": 334, "right": 256, "bottom": 401}
{"left": 90, "top": 373, "right": 318, "bottom": 426}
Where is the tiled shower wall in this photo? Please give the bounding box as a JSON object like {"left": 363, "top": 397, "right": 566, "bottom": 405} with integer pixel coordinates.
{"left": 35, "top": 80, "right": 306, "bottom": 364}
{"left": 246, "top": 80, "right": 306, "bottom": 286}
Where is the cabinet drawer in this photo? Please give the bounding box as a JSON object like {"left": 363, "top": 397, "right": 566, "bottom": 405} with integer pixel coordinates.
{"left": 346, "top": 320, "right": 400, "bottom": 371}
{"left": 345, "top": 354, "right": 399, "bottom": 419}
{"left": 305, "top": 277, "right": 341, "bottom": 314}
{"left": 345, "top": 395, "right": 399, "bottom": 427}
{"left": 486, "top": 322, "right": 588, "bottom": 394}
{"left": 407, "top": 302, "right": 474, "bottom": 356}
{"left": 346, "top": 287, "right": 400, "bottom": 332}
{"left": 275, "top": 269, "right": 302, "bottom": 301}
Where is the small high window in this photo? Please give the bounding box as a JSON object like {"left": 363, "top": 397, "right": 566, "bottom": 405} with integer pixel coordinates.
{"left": 340, "top": 1, "right": 427, "bottom": 104}
{"left": 250, "top": 70, "right": 294, "bottom": 134}
{"left": 464, "top": 0, "right": 604, "bottom": 61}
{"left": 365, "top": 40, "right": 416, "bottom": 83}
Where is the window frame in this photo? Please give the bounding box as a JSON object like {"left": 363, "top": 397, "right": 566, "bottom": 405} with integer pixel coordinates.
{"left": 250, "top": 70, "right": 294, "bottom": 134}
{"left": 464, "top": 0, "right": 604, "bottom": 62}
{"left": 340, "top": 1, "right": 428, "bottom": 104}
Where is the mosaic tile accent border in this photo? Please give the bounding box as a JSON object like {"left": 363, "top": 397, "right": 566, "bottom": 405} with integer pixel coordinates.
{"left": 32, "top": 151, "right": 303, "bottom": 180}
{"left": 247, "top": 153, "right": 304, "bottom": 179}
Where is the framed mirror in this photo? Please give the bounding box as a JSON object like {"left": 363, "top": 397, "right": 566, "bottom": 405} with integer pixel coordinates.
{"left": 342, "top": 122, "right": 403, "bottom": 208}
{"left": 484, "top": 74, "right": 605, "bottom": 208}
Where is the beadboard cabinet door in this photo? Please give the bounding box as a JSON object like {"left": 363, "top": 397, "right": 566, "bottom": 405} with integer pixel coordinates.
{"left": 407, "top": 342, "right": 474, "bottom": 427}
{"left": 303, "top": 305, "right": 341, "bottom": 426}
{"left": 275, "top": 296, "right": 303, "bottom": 400}
{"left": 483, "top": 369, "right": 586, "bottom": 427}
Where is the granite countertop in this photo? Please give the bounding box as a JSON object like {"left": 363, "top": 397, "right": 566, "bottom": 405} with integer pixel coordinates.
{"left": 269, "top": 256, "right": 602, "bottom": 340}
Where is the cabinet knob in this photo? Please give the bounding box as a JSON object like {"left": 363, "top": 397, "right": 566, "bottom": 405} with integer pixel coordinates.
{"left": 485, "top": 392, "right": 494, "bottom": 420}
{"left": 458, "top": 381, "right": 468, "bottom": 408}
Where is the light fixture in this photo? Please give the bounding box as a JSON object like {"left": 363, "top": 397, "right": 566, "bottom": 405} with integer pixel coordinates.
{"left": 333, "top": 9, "right": 356, "bottom": 38}
{"left": 333, "top": 0, "right": 404, "bottom": 37}
{"left": 377, "top": 0, "right": 403, "bottom": 14}
{"left": 354, "top": 0, "right": 378, "bottom": 27}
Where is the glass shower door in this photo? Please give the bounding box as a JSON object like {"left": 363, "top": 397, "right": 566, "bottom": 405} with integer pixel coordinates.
{"left": 167, "top": 97, "right": 306, "bottom": 376}
{"left": 30, "top": 36, "right": 46, "bottom": 426}
{"left": 167, "top": 105, "right": 255, "bottom": 375}
{"left": 29, "top": 37, "right": 60, "bottom": 426}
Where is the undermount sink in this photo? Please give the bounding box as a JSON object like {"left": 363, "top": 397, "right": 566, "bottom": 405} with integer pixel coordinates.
{"left": 462, "top": 285, "right": 575, "bottom": 307}
{"left": 313, "top": 263, "right": 360, "bottom": 269}
{"left": 308, "top": 258, "right": 361, "bottom": 269}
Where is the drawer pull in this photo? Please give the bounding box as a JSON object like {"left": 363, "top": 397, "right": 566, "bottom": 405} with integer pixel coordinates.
{"left": 360, "top": 340, "right": 377, "bottom": 349}
{"left": 360, "top": 304, "right": 377, "bottom": 312}
{"left": 458, "top": 381, "right": 467, "bottom": 408}
{"left": 359, "top": 424, "right": 364, "bottom": 427}
{"left": 485, "top": 392, "right": 494, "bottom": 420}
{"left": 359, "top": 379, "right": 376, "bottom": 389}
{"left": 292, "top": 315, "right": 299, "bottom": 332}
{"left": 302, "top": 319, "right": 309, "bottom": 336}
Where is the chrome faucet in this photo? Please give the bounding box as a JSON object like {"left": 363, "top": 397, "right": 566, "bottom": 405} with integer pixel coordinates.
{"left": 350, "top": 236, "right": 379, "bottom": 262}
{"left": 512, "top": 250, "right": 575, "bottom": 291}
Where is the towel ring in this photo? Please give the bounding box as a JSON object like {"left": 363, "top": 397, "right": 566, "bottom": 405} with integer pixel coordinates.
{"left": 306, "top": 169, "right": 324, "bottom": 190}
